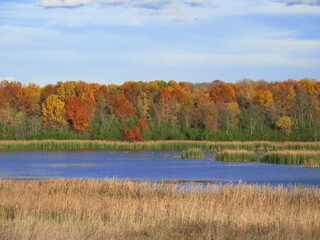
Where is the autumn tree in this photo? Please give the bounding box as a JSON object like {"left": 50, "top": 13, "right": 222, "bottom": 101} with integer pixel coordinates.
{"left": 276, "top": 116, "right": 294, "bottom": 135}
{"left": 113, "top": 93, "right": 135, "bottom": 120}
{"left": 57, "top": 81, "right": 77, "bottom": 103}
{"left": 196, "top": 94, "right": 218, "bottom": 131}
{"left": 21, "top": 83, "right": 41, "bottom": 116}
{"left": 0, "top": 80, "right": 23, "bottom": 110}
{"left": 120, "top": 125, "right": 143, "bottom": 142}
{"left": 155, "top": 87, "right": 179, "bottom": 126}
{"left": 66, "top": 97, "right": 90, "bottom": 132}
{"left": 76, "top": 81, "right": 99, "bottom": 120}
{"left": 42, "top": 94, "right": 68, "bottom": 129}
{"left": 209, "top": 83, "right": 236, "bottom": 103}
{"left": 136, "top": 118, "right": 149, "bottom": 131}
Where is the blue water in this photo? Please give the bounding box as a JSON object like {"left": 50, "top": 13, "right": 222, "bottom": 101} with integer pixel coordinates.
{"left": 0, "top": 151, "right": 319, "bottom": 187}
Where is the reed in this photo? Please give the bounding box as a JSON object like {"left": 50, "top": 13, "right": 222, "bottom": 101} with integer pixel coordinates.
{"left": 180, "top": 148, "right": 205, "bottom": 159}
{"left": 303, "top": 160, "right": 320, "bottom": 168}
{"left": 261, "top": 150, "right": 320, "bottom": 165}
{"left": 0, "top": 179, "right": 319, "bottom": 240}
{"left": 0, "top": 140, "right": 320, "bottom": 151}
{"left": 215, "top": 150, "right": 258, "bottom": 162}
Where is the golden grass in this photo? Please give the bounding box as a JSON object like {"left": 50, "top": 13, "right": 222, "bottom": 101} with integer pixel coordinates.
{"left": 0, "top": 179, "right": 319, "bottom": 240}
{"left": 303, "top": 160, "right": 319, "bottom": 168}
{"left": 218, "top": 149, "right": 254, "bottom": 154}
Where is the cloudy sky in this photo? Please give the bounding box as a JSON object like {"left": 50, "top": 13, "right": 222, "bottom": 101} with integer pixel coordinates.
{"left": 1, "top": 0, "right": 320, "bottom": 85}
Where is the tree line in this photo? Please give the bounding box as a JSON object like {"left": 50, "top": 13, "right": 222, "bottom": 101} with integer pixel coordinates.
{"left": 0, "top": 78, "right": 319, "bottom": 141}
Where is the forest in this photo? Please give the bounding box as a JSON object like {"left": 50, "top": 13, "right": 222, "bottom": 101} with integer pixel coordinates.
{"left": 0, "top": 78, "right": 319, "bottom": 141}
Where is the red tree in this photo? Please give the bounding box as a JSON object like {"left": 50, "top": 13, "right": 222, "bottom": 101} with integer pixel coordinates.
{"left": 66, "top": 97, "right": 90, "bottom": 132}
{"left": 120, "top": 125, "right": 143, "bottom": 142}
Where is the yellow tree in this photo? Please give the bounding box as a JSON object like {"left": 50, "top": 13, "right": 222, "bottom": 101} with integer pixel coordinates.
{"left": 42, "top": 94, "right": 68, "bottom": 129}
{"left": 254, "top": 87, "right": 274, "bottom": 110}
{"left": 57, "top": 81, "right": 77, "bottom": 103}
{"left": 275, "top": 116, "right": 294, "bottom": 135}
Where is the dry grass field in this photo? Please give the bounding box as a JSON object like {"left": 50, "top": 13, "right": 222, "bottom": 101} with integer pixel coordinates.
{"left": 0, "top": 179, "right": 319, "bottom": 240}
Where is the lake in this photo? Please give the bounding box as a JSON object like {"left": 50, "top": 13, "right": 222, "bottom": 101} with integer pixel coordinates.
{"left": 0, "top": 150, "right": 319, "bottom": 186}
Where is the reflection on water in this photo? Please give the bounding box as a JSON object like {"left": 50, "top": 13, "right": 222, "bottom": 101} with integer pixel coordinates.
{"left": 0, "top": 151, "right": 319, "bottom": 187}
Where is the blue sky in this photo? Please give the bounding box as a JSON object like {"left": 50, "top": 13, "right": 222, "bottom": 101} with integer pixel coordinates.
{"left": 0, "top": 0, "right": 320, "bottom": 86}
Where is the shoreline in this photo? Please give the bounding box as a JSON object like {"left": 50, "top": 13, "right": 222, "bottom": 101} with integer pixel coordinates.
{"left": 1, "top": 140, "right": 320, "bottom": 151}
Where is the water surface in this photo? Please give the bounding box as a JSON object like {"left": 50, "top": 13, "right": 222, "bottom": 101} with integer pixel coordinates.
{"left": 0, "top": 151, "right": 319, "bottom": 187}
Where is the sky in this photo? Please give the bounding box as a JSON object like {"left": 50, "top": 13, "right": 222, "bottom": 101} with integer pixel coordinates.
{"left": 0, "top": 0, "right": 320, "bottom": 86}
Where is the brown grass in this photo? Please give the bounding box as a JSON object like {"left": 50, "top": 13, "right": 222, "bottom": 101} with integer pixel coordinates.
{"left": 0, "top": 179, "right": 319, "bottom": 240}
{"left": 219, "top": 149, "right": 254, "bottom": 154}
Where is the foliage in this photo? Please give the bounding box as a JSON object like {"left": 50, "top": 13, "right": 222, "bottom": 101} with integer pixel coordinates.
{"left": 66, "top": 97, "right": 90, "bottom": 132}
{"left": 0, "top": 78, "right": 320, "bottom": 141}
{"left": 120, "top": 125, "right": 144, "bottom": 142}
{"left": 275, "top": 116, "right": 294, "bottom": 135}
{"left": 42, "top": 94, "right": 68, "bottom": 129}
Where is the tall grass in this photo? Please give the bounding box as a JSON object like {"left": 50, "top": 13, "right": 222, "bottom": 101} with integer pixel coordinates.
{"left": 215, "top": 150, "right": 320, "bottom": 167}
{"left": 262, "top": 150, "right": 320, "bottom": 165}
{"left": 0, "top": 179, "right": 319, "bottom": 240}
{"left": 0, "top": 140, "right": 320, "bottom": 151}
{"left": 180, "top": 148, "right": 204, "bottom": 159}
{"left": 215, "top": 150, "right": 257, "bottom": 162}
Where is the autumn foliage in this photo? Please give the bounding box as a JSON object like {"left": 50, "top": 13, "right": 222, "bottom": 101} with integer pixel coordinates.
{"left": 120, "top": 125, "right": 143, "bottom": 142}
{"left": 66, "top": 97, "right": 90, "bottom": 132}
{"left": 0, "top": 78, "right": 320, "bottom": 141}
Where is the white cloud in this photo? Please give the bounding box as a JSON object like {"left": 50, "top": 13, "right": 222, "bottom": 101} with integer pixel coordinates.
{"left": 98, "top": 0, "right": 132, "bottom": 7}
{"left": 184, "top": 0, "right": 211, "bottom": 7}
{"left": 135, "top": 1, "right": 180, "bottom": 15}
{"left": 274, "top": 0, "right": 320, "bottom": 6}
{"left": 37, "top": 0, "right": 93, "bottom": 7}
{"left": 36, "top": 0, "right": 214, "bottom": 17}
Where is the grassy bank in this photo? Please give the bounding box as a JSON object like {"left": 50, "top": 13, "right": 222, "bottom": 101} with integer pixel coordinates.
{"left": 1, "top": 140, "right": 320, "bottom": 151}
{"left": 215, "top": 150, "right": 257, "bottom": 162}
{"left": 0, "top": 179, "right": 319, "bottom": 240}
{"left": 215, "top": 150, "right": 320, "bottom": 167}
{"left": 262, "top": 150, "right": 320, "bottom": 165}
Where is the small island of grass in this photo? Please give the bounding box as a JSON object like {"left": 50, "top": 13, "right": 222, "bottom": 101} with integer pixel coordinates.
{"left": 180, "top": 148, "right": 205, "bottom": 159}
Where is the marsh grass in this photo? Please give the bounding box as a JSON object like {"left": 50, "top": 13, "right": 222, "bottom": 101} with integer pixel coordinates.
{"left": 262, "top": 150, "right": 320, "bottom": 165}
{"left": 303, "top": 160, "right": 320, "bottom": 168}
{"left": 180, "top": 148, "right": 205, "bottom": 159}
{"left": 0, "top": 179, "right": 319, "bottom": 240}
{"left": 215, "top": 150, "right": 257, "bottom": 162}
{"left": 215, "top": 150, "right": 320, "bottom": 167}
{"left": 1, "top": 140, "right": 320, "bottom": 151}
